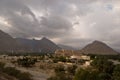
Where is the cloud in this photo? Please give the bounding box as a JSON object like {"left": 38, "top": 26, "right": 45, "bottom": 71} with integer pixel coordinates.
{"left": 0, "top": 0, "right": 73, "bottom": 38}
{"left": 0, "top": 0, "right": 38, "bottom": 37}
{"left": 0, "top": 0, "right": 120, "bottom": 49}
{"left": 39, "top": 15, "right": 73, "bottom": 37}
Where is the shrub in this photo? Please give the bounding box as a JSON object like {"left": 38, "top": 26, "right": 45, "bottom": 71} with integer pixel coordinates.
{"left": 17, "top": 57, "right": 36, "bottom": 67}
{"left": 0, "top": 62, "right": 5, "bottom": 71}
{"left": 3, "top": 67, "right": 20, "bottom": 77}
{"left": 17, "top": 72, "right": 32, "bottom": 80}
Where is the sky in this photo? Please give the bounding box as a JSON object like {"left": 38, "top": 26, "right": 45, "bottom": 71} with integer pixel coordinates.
{"left": 0, "top": 0, "right": 120, "bottom": 49}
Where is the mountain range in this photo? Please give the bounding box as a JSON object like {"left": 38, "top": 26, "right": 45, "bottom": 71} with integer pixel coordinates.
{"left": 0, "top": 30, "right": 24, "bottom": 52}
{"left": 0, "top": 30, "right": 60, "bottom": 53}
{"left": 58, "top": 44, "right": 77, "bottom": 50}
{"left": 0, "top": 30, "right": 119, "bottom": 55}
{"left": 16, "top": 37, "right": 60, "bottom": 53}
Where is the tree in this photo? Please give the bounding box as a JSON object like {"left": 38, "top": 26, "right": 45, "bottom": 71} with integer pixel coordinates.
{"left": 98, "top": 72, "right": 111, "bottom": 80}
{"left": 67, "top": 65, "right": 77, "bottom": 75}
{"left": 58, "top": 56, "right": 66, "bottom": 62}
{"left": 54, "top": 65, "right": 65, "bottom": 73}
{"left": 74, "top": 68, "right": 90, "bottom": 80}
{"left": 112, "top": 64, "right": 120, "bottom": 80}
{"left": 48, "top": 65, "right": 71, "bottom": 80}
{"left": 91, "top": 56, "right": 114, "bottom": 74}
{"left": 3, "top": 67, "right": 20, "bottom": 77}
{"left": 0, "top": 62, "right": 5, "bottom": 71}
{"left": 17, "top": 72, "right": 32, "bottom": 80}
{"left": 17, "top": 57, "right": 36, "bottom": 67}
{"left": 74, "top": 68, "right": 110, "bottom": 80}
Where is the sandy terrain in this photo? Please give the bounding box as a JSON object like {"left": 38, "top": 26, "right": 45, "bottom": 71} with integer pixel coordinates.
{"left": 1, "top": 59, "right": 49, "bottom": 80}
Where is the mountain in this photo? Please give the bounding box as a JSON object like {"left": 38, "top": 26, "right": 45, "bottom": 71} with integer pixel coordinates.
{"left": 1, "top": 30, "right": 119, "bottom": 54}
{"left": 16, "top": 37, "right": 61, "bottom": 53}
{"left": 39, "top": 37, "right": 61, "bottom": 53}
{"left": 80, "top": 40, "right": 118, "bottom": 55}
{"left": 15, "top": 38, "right": 38, "bottom": 52}
{"left": 114, "top": 49, "right": 120, "bottom": 53}
{"left": 0, "top": 30, "right": 60, "bottom": 53}
{"left": 0, "top": 30, "right": 25, "bottom": 52}
{"left": 58, "top": 44, "right": 77, "bottom": 50}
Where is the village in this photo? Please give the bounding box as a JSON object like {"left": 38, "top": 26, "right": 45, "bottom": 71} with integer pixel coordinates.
{"left": 1, "top": 49, "right": 120, "bottom": 80}
{"left": 0, "top": 49, "right": 92, "bottom": 80}
{"left": 0, "top": 50, "right": 91, "bottom": 67}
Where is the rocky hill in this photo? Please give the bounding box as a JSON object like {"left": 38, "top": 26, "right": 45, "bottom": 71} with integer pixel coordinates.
{"left": 0, "top": 30, "right": 25, "bottom": 52}
{"left": 80, "top": 40, "right": 118, "bottom": 55}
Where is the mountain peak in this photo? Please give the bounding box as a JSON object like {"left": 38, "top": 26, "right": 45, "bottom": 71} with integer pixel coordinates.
{"left": 80, "top": 40, "right": 118, "bottom": 55}
{"left": 0, "top": 30, "right": 60, "bottom": 53}
{"left": 92, "top": 40, "right": 106, "bottom": 45}
{"left": 41, "top": 37, "right": 49, "bottom": 41}
{"left": 93, "top": 40, "right": 102, "bottom": 43}
{"left": 0, "top": 30, "right": 10, "bottom": 37}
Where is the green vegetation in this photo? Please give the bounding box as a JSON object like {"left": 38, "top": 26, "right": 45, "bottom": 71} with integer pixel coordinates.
{"left": 48, "top": 55, "right": 120, "bottom": 80}
{"left": 6, "top": 52, "right": 54, "bottom": 56}
{"left": 112, "top": 64, "right": 120, "bottom": 80}
{"left": 17, "top": 57, "right": 37, "bottom": 67}
{"left": 53, "top": 56, "right": 67, "bottom": 63}
{"left": 47, "top": 65, "right": 77, "bottom": 80}
{"left": 74, "top": 56, "right": 120, "bottom": 80}
{"left": 91, "top": 56, "right": 114, "bottom": 73}
{"left": 88, "top": 54, "right": 120, "bottom": 61}
{"left": 74, "top": 68, "right": 99, "bottom": 80}
{"left": 1, "top": 53, "right": 120, "bottom": 80}
{"left": 0, "top": 62, "right": 5, "bottom": 70}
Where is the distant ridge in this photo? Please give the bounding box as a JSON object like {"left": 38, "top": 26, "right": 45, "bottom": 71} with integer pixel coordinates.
{"left": 38, "top": 37, "right": 61, "bottom": 53}
{"left": 0, "top": 30, "right": 60, "bottom": 53}
{"left": 58, "top": 44, "right": 77, "bottom": 50}
{"left": 16, "top": 37, "right": 61, "bottom": 53}
{"left": 0, "top": 30, "right": 25, "bottom": 52}
{"left": 80, "top": 40, "right": 118, "bottom": 55}
{"left": 0, "top": 30, "right": 119, "bottom": 54}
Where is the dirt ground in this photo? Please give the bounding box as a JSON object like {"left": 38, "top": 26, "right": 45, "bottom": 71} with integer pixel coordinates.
{"left": 0, "top": 58, "right": 50, "bottom": 80}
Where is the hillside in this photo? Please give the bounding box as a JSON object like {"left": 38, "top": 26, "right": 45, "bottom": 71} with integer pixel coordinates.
{"left": 16, "top": 37, "right": 60, "bottom": 53}
{"left": 80, "top": 40, "right": 118, "bottom": 55}
{"left": 0, "top": 30, "right": 25, "bottom": 52}
{"left": 0, "top": 30, "right": 60, "bottom": 53}
{"left": 58, "top": 44, "right": 77, "bottom": 50}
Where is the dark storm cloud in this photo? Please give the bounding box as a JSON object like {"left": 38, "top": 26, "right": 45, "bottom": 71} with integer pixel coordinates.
{"left": 39, "top": 15, "right": 73, "bottom": 37}
{"left": 0, "top": 0, "right": 36, "bottom": 19}
{"left": 0, "top": 0, "right": 94, "bottom": 39}
{"left": 0, "top": 0, "right": 38, "bottom": 37}
{"left": 0, "top": 0, "right": 73, "bottom": 38}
